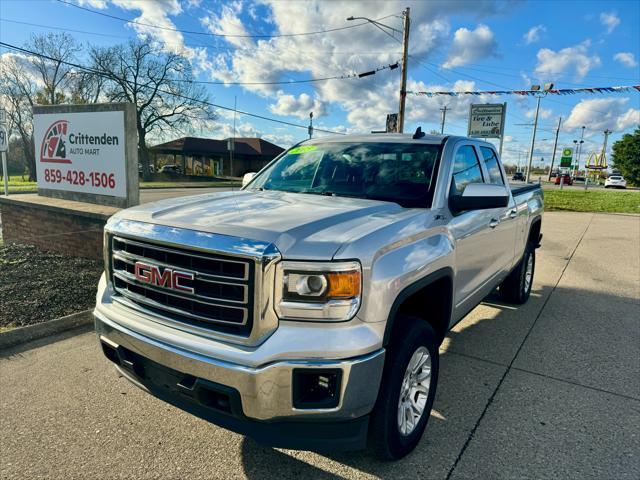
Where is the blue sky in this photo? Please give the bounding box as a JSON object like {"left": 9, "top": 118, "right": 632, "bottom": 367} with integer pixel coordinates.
{"left": 1, "top": 0, "right": 639, "bottom": 167}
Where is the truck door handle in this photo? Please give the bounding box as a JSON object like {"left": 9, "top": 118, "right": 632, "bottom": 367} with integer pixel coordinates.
{"left": 509, "top": 209, "right": 517, "bottom": 219}
{"left": 489, "top": 218, "right": 500, "bottom": 228}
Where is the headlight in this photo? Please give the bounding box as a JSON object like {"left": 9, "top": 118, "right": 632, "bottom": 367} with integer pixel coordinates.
{"left": 275, "top": 261, "right": 361, "bottom": 321}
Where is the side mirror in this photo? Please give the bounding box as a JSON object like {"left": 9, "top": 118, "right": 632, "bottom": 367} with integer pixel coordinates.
{"left": 242, "top": 172, "right": 257, "bottom": 188}
{"left": 450, "top": 183, "right": 509, "bottom": 212}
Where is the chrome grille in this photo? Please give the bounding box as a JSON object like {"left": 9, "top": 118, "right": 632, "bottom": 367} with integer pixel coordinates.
{"left": 110, "top": 236, "right": 254, "bottom": 336}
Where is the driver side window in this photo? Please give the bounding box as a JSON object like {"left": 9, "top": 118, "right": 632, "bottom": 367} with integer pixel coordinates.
{"left": 451, "top": 145, "right": 484, "bottom": 195}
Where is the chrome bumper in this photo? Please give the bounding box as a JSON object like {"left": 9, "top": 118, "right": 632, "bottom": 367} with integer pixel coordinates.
{"left": 94, "top": 311, "right": 385, "bottom": 421}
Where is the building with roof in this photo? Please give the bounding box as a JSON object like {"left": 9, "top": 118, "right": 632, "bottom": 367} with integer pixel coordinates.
{"left": 149, "top": 137, "right": 284, "bottom": 178}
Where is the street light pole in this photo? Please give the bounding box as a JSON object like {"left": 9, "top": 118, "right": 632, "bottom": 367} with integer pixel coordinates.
{"left": 398, "top": 7, "right": 411, "bottom": 133}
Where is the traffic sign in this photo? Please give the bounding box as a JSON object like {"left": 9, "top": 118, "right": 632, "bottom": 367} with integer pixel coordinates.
{"left": 0, "top": 108, "right": 6, "bottom": 125}
{"left": 0, "top": 127, "right": 8, "bottom": 152}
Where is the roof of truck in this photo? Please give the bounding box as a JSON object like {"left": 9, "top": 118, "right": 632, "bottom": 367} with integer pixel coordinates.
{"left": 303, "top": 133, "right": 482, "bottom": 145}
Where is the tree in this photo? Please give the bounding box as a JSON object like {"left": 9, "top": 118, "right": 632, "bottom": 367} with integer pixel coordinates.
{"left": 611, "top": 127, "right": 640, "bottom": 186}
{"left": 28, "top": 33, "right": 82, "bottom": 106}
{"left": 0, "top": 33, "right": 82, "bottom": 180}
{"left": 89, "top": 40, "right": 216, "bottom": 180}
{"left": 0, "top": 55, "right": 38, "bottom": 180}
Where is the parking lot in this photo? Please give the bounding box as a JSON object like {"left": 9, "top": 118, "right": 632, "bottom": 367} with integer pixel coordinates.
{"left": 1, "top": 211, "right": 638, "bottom": 479}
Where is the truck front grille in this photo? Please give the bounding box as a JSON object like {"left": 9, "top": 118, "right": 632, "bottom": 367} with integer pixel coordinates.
{"left": 110, "top": 236, "right": 254, "bottom": 336}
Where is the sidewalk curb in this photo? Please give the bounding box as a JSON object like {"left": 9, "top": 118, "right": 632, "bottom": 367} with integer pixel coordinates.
{"left": 0, "top": 310, "right": 93, "bottom": 351}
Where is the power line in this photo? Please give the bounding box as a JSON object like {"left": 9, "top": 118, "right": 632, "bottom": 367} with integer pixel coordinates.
{"left": 0, "top": 41, "right": 346, "bottom": 135}
{"left": 55, "top": 0, "right": 399, "bottom": 39}
{"left": 175, "top": 62, "right": 399, "bottom": 86}
{"left": 0, "top": 18, "right": 403, "bottom": 56}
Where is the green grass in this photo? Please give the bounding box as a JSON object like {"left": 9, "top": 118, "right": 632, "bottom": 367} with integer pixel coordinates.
{"left": 2, "top": 175, "right": 240, "bottom": 193}
{"left": 5, "top": 175, "right": 37, "bottom": 193}
{"left": 544, "top": 189, "right": 640, "bottom": 214}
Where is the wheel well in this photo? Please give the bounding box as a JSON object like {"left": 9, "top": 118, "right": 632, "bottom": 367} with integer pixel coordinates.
{"left": 385, "top": 272, "right": 453, "bottom": 347}
{"left": 528, "top": 218, "right": 542, "bottom": 246}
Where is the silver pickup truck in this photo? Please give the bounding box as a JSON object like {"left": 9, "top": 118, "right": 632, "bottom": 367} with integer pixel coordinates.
{"left": 95, "top": 132, "right": 543, "bottom": 460}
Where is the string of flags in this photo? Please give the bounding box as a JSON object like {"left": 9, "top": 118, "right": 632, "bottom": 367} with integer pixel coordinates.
{"left": 407, "top": 85, "right": 640, "bottom": 97}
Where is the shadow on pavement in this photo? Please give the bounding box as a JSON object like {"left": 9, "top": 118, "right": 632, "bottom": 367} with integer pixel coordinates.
{"left": 238, "top": 283, "right": 639, "bottom": 479}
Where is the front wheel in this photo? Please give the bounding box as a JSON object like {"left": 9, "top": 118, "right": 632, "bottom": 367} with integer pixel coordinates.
{"left": 368, "top": 317, "right": 439, "bottom": 460}
{"left": 500, "top": 245, "right": 535, "bottom": 304}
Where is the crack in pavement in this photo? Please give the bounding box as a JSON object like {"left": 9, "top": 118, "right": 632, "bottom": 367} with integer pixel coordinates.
{"left": 445, "top": 213, "right": 595, "bottom": 480}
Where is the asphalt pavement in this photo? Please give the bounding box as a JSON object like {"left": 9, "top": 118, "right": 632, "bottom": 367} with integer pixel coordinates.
{"left": 1, "top": 212, "right": 639, "bottom": 479}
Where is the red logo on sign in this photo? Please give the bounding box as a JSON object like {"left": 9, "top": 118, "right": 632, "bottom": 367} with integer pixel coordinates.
{"left": 134, "top": 262, "right": 195, "bottom": 294}
{"left": 40, "top": 120, "right": 71, "bottom": 164}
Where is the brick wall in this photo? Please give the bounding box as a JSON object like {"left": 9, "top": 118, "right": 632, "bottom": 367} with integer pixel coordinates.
{"left": 0, "top": 197, "right": 115, "bottom": 260}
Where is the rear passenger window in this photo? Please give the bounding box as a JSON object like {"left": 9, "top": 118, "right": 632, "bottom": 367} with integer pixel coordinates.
{"left": 452, "top": 145, "right": 484, "bottom": 194}
{"left": 480, "top": 147, "right": 504, "bottom": 185}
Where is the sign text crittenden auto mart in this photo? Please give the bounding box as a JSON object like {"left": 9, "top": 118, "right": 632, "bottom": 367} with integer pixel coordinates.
{"left": 33, "top": 111, "right": 126, "bottom": 197}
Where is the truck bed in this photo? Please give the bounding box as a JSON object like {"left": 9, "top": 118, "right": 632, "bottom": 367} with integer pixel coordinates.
{"left": 510, "top": 183, "right": 542, "bottom": 196}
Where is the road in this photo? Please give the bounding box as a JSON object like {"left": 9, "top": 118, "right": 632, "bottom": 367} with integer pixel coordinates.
{"left": 1, "top": 212, "right": 639, "bottom": 479}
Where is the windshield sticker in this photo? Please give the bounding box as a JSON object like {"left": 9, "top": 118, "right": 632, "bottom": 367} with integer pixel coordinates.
{"left": 288, "top": 145, "right": 317, "bottom": 155}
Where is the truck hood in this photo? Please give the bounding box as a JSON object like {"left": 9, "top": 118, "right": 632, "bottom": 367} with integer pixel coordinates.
{"left": 114, "top": 190, "right": 419, "bottom": 259}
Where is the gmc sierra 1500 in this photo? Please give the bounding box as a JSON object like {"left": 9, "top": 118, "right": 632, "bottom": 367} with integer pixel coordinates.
{"left": 95, "top": 132, "right": 543, "bottom": 460}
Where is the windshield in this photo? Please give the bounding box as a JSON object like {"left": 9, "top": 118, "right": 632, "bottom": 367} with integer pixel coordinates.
{"left": 247, "top": 142, "right": 441, "bottom": 208}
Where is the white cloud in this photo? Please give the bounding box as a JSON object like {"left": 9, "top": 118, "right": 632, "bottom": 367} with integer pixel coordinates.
{"left": 82, "top": 0, "right": 207, "bottom": 61}
{"left": 614, "top": 52, "right": 638, "bottom": 68}
{"left": 534, "top": 41, "right": 601, "bottom": 80}
{"left": 564, "top": 98, "right": 640, "bottom": 133}
{"left": 442, "top": 24, "right": 498, "bottom": 68}
{"left": 525, "top": 107, "right": 553, "bottom": 120}
{"left": 523, "top": 25, "right": 545, "bottom": 45}
{"left": 600, "top": 11, "right": 620, "bottom": 34}
{"left": 269, "top": 92, "right": 327, "bottom": 119}
{"left": 97, "top": 0, "right": 515, "bottom": 133}
{"left": 77, "top": 0, "right": 108, "bottom": 8}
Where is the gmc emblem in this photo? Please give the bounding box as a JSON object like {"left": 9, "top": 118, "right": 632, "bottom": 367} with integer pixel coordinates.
{"left": 134, "top": 261, "right": 195, "bottom": 294}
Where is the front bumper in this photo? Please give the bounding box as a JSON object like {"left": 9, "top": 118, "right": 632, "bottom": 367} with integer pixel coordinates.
{"left": 94, "top": 311, "right": 385, "bottom": 450}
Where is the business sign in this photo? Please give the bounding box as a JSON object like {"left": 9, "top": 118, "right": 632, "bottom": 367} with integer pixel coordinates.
{"left": 559, "top": 147, "right": 573, "bottom": 168}
{"left": 468, "top": 103, "right": 506, "bottom": 138}
{"left": 32, "top": 103, "right": 138, "bottom": 207}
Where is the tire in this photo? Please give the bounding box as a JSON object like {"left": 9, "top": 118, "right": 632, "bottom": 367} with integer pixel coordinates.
{"left": 368, "top": 316, "right": 439, "bottom": 460}
{"left": 500, "top": 244, "right": 535, "bottom": 304}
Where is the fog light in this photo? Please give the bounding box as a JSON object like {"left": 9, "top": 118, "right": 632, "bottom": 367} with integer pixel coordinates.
{"left": 292, "top": 369, "right": 342, "bottom": 409}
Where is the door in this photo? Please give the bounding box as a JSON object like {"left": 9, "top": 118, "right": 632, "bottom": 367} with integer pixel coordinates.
{"left": 448, "top": 144, "right": 494, "bottom": 310}
{"left": 478, "top": 146, "right": 519, "bottom": 277}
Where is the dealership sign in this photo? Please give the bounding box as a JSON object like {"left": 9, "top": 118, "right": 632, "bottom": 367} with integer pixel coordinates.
{"left": 467, "top": 103, "right": 506, "bottom": 139}
{"left": 32, "top": 103, "right": 138, "bottom": 207}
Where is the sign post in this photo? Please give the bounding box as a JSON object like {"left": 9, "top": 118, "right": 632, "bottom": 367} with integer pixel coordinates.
{"left": 32, "top": 103, "right": 138, "bottom": 207}
{"left": 0, "top": 108, "right": 8, "bottom": 196}
{"left": 468, "top": 103, "right": 507, "bottom": 157}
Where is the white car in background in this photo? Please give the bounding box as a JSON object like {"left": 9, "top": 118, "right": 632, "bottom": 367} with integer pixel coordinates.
{"left": 605, "top": 175, "right": 627, "bottom": 189}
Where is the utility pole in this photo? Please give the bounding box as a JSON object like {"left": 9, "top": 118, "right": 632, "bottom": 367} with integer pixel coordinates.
{"left": 439, "top": 105, "right": 447, "bottom": 134}
{"left": 547, "top": 116, "right": 562, "bottom": 181}
{"left": 397, "top": 7, "right": 411, "bottom": 134}
{"left": 525, "top": 95, "right": 541, "bottom": 183}
{"left": 308, "top": 112, "right": 314, "bottom": 139}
